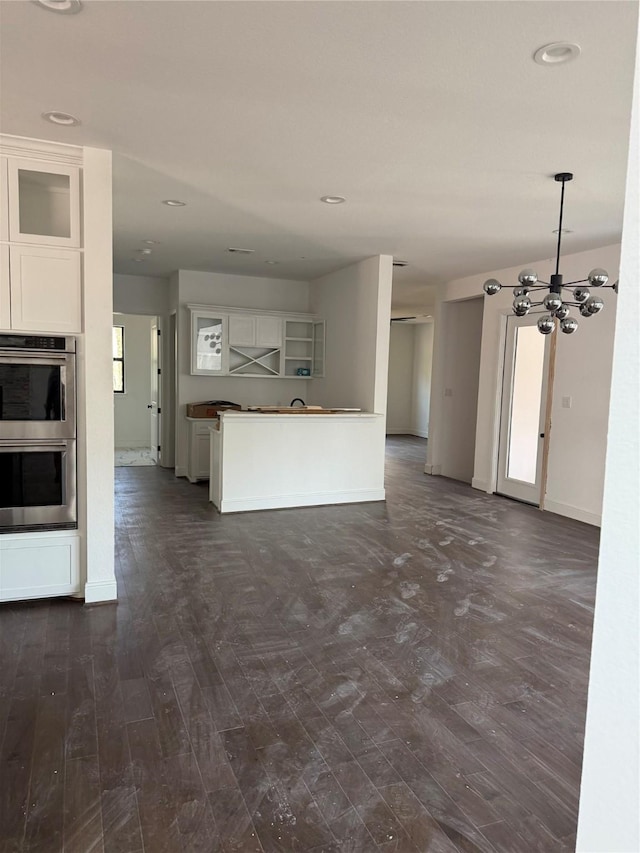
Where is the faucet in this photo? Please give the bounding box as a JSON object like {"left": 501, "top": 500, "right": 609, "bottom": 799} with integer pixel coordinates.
{"left": 290, "top": 398, "right": 306, "bottom": 407}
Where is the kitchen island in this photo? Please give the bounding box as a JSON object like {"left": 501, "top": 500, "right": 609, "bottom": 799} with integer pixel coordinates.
{"left": 209, "top": 411, "right": 385, "bottom": 513}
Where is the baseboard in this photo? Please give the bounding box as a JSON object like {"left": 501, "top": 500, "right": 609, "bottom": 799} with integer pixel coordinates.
{"left": 220, "top": 488, "right": 386, "bottom": 514}
{"left": 543, "top": 499, "right": 601, "bottom": 527}
{"left": 424, "top": 464, "right": 441, "bottom": 475}
{"left": 175, "top": 466, "right": 187, "bottom": 478}
{"left": 84, "top": 579, "right": 118, "bottom": 603}
{"left": 386, "top": 428, "right": 428, "bottom": 438}
{"left": 472, "top": 477, "right": 491, "bottom": 493}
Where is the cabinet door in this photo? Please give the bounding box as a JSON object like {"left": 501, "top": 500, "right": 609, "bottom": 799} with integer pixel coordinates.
{"left": 195, "top": 433, "right": 211, "bottom": 478}
{"left": 191, "top": 311, "right": 228, "bottom": 375}
{"left": 9, "top": 245, "right": 82, "bottom": 333}
{"left": 0, "top": 535, "right": 80, "bottom": 601}
{"left": 312, "top": 321, "right": 325, "bottom": 378}
{"left": 229, "top": 314, "right": 256, "bottom": 347}
{"left": 7, "top": 158, "right": 80, "bottom": 248}
{"left": 0, "top": 157, "right": 8, "bottom": 242}
{"left": 0, "top": 244, "right": 9, "bottom": 331}
{"left": 256, "top": 315, "right": 282, "bottom": 347}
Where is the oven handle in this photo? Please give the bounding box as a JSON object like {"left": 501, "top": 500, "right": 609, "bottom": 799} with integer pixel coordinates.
{"left": 0, "top": 352, "right": 72, "bottom": 361}
{"left": 0, "top": 442, "right": 71, "bottom": 450}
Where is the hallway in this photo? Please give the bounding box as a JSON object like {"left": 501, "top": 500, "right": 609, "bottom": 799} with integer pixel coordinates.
{"left": 1, "top": 437, "right": 598, "bottom": 852}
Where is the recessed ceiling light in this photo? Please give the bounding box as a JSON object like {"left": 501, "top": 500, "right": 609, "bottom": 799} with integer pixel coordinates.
{"left": 534, "top": 42, "right": 581, "bottom": 66}
{"left": 265, "top": 260, "right": 279, "bottom": 265}
{"left": 142, "top": 239, "right": 159, "bottom": 245}
{"left": 552, "top": 228, "right": 573, "bottom": 235}
{"left": 162, "top": 199, "right": 186, "bottom": 207}
{"left": 320, "top": 195, "right": 346, "bottom": 204}
{"left": 33, "top": 0, "right": 82, "bottom": 13}
{"left": 133, "top": 258, "right": 147, "bottom": 263}
{"left": 42, "top": 110, "right": 80, "bottom": 126}
{"left": 227, "top": 247, "right": 254, "bottom": 254}
{"left": 137, "top": 248, "right": 152, "bottom": 255}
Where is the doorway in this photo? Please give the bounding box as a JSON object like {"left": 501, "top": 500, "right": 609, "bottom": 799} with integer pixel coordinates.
{"left": 496, "top": 313, "right": 550, "bottom": 504}
{"left": 113, "top": 312, "right": 160, "bottom": 467}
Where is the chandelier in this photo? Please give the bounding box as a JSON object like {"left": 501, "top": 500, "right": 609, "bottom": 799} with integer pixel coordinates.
{"left": 482, "top": 172, "right": 618, "bottom": 334}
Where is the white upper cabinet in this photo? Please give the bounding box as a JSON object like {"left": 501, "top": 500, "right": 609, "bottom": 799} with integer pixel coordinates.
{"left": 191, "top": 309, "right": 228, "bottom": 375}
{"left": 229, "top": 314, "right": 257, "bottom": 347}
{"left": 9, "top": 245, "right": 82, "bottom": 333}
{"left": 313, "top": 320, "right": 325, "bottom": 378}
{"left": 256, "top": 316, "right": 282, "bottom": 348}
{"left": 190, "top": 306, "right": 322, "bottom": 378}
{"left": 229, "top": 314, "right": 283, "bottom": 348}
{"left": 7, "top": 158, "right": 80, "bottom": 248}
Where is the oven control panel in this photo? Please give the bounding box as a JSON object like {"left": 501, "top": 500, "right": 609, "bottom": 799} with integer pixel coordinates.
{"left": 0, "top": 334, "right": 73, "bottom": 352}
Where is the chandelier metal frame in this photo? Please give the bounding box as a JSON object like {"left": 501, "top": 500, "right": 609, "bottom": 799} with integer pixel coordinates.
{"left": 482, "top": 173, "right": 618, "bottom": 335}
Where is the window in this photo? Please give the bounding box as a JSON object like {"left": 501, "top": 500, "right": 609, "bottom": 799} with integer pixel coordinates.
{"left": 113, "top": 325, "right": 125, "bottom": 393}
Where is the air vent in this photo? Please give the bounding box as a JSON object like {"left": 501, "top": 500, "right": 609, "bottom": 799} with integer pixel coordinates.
{"left": 393, "top": 260, "right": 408, "bottom": 267}
{"left": 391, "top": 316, "right": 417, "bottom": 323}
{"left": 227, "top": 247, "right": 255, "bottom": 254}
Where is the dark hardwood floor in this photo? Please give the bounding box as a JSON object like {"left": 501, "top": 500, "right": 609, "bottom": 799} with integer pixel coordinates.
{"left": 0, "top": 436, "right": 599, "bottom": 852}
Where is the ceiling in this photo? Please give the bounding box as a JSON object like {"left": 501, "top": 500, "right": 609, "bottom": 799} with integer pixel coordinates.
{"left": 0, "top": 1, "right": 637, "bottom": 311}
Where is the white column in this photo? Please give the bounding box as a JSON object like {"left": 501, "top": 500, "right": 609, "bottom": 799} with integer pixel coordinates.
{"left": 576, "top": 21, "right": 639, "bottom": 851}
{"left": 81, "top": 146, "right": 117, "bottom": 603}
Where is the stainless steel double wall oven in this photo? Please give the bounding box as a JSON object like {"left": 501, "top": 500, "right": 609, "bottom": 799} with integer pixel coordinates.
{"left": 0, "top": 334, "right": 77, "bottom": 532}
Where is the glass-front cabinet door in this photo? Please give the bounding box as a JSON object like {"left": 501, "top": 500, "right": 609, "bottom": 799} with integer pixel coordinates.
{"left": 190, "top": 310, "right": 228, "bottom": 375}
{"left": 7, "top": 159, "right": 80, "bottom": 248}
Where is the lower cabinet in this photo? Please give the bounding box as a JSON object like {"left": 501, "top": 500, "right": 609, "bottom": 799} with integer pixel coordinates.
{"left": 0, "top": 243, "right": 9, "bottom": 329}
{"left": 0, "top": 532, "right": 80, "bottom": 602}
{"left": 186, "top": 418, "right": 215, "bottom": 482}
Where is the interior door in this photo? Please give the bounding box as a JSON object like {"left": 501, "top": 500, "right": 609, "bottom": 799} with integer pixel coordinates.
{"left": 149, "top": 321, "right": 160, "bottom": 464}
{"left": 496, "top": 313, "right": 550, "bottom": 504}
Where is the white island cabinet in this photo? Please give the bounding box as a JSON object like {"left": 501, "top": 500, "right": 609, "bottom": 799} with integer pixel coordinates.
{"left": 209, "top": 412, "right": 386, "bottom": 513}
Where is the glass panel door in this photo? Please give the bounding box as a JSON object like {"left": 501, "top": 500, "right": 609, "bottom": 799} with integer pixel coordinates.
{"left": 191, "top": 312, "right": 228, "bottom": 375}
{"left": 8, "top": 159, "right": 80, "bottom": 247}
{"left": 497, "top": 314, "right": 550, "bottom": 504}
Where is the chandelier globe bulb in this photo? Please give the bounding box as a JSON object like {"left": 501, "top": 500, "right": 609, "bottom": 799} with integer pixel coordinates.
{"left": 585, "top": 295, "right": 604, "bottom": 315}
{"left": 555, "top": 303, "right": 571, "bottom": 320}
{"left": 513, "top": 296, "right": 532, "bottom": 316}
{"left": 537, "top": 315, "right": 555, "bottom": 335}
{"left": 518, "top": 269, "right": 538, "bottom": 286}
{"left": 560, "top": 316, "right": 579, "bottom": 334}
{"left": 574, "top": 286, "right": 590, "bottom": 303}
{"left": 544, "top": 293, "right": 563, "bottom": 312}
{"left": 483, "top": 279, "right": 502, "bottom": 296}
{"left": 588, "top": 268, "right": 609, "bottom": 287}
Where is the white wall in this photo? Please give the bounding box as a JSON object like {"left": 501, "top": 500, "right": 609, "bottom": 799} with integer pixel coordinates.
{"left": 411, "top": 322, "right": 434, "bottom": 438}
{"left": 577, "top": 28, "right": 639, "bottom": 850}
{"left": 310, "top": 255, "right": 393, "bottom": 414}
{"left": 428, "top": 244, "right": 620, "bottom": 522}
{"left": 113, "top": 313, "right": 154, "bottom": 448}
{"left": 113, "top": 273, "right": 168, "bottom": 316}
{"left": 386, "top": 324, "right": 415, "bottom": 433}
{"left": 174, "top": 270, "right": 312, "bottom": 475}
{"left": 437, "top": 297, "right": 484, "bottom": 483}
{"left": 81, "top": 146, "right": 117, "bottom": 603}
